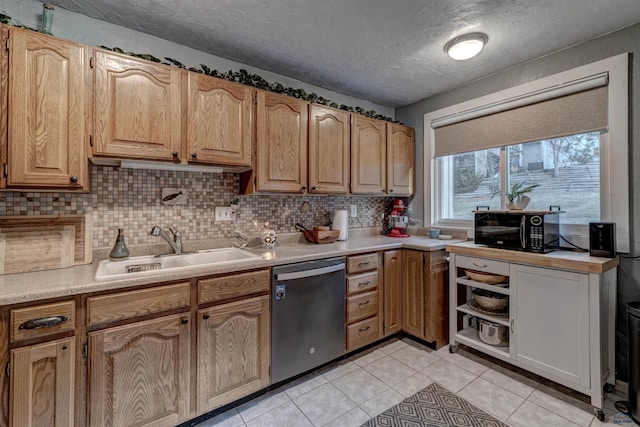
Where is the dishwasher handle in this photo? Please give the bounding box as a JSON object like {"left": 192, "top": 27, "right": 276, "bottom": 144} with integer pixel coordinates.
{"left": 275, "top": 263, "right": 345, "bottom": 281}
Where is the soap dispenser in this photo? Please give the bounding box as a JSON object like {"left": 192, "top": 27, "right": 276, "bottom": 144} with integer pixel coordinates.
{"left": 109, "top": 228, "right": 130, "bottom": 261}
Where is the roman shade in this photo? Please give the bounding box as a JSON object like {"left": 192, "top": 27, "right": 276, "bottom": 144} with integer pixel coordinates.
{"left": 432, "top": 73, "right": 609, "bottom": 157}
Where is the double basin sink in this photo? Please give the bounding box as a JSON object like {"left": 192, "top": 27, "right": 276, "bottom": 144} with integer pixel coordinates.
{"left": 95, "top": 248, "right": 262, "bottom": 280}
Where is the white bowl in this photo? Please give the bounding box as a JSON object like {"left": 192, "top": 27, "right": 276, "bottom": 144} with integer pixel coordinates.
{"left": 438, "top": 234, "right": 453, "bottom": 240}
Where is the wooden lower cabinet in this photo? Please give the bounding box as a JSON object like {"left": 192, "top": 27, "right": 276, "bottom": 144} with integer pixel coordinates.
{"left": 197, "top": 295, "right": 270, "bottom": 413}
{"left": 10, "top": 336, "right": 75, "bottom": 427}
{"left": 383, "top": 250, "right": 402, "bottom": 336}
{"left": 402, "top": 250, "right": 424, "bottom": 337}
{"left": 88, "top": 313, "right": 191, "bottom": 427}
{"left": 402, "top": 249, "right": 449, "bottom": 348}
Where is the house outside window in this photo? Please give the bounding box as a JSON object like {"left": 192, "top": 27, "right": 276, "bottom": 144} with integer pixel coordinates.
{"left": 441, "top": 132, "right": 600, "bottom": 225}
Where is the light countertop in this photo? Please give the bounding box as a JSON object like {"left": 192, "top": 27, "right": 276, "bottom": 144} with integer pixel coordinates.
{"left": 0, "top": 233, "right": 459, "bottom": 306}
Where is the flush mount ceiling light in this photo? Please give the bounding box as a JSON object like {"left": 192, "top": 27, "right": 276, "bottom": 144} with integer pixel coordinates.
{"left": 444, "top": 32, "right": 488, "bottom": 60}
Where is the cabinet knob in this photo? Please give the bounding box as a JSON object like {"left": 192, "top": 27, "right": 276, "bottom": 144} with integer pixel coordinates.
{"left": 311, "top": 186, "right": 317, "bottom": 191}
{"left": 181, "top": 318, "right": 189, "bottom": 324}
{"left": 382, "top": 189, "right": 386, "bottom": 193}
{"left": 389, "top": 189, "right": 394, "bottom": 193}
{"left": 191, "top": 153, "right": 197, "bottom": 159}
{"left": 203, "top": 314, "right": 210, "bottom": 320}
{"left": 301, "top": 186, "right": 306, "bottom": 191}
{"left": 69, "top": 176, "right": 78, "bottom": 183}
{"left": 172, "top": 151, "right": 179, "bottom": 158}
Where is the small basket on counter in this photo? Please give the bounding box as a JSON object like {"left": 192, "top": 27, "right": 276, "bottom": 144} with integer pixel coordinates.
{"left": 296, "top": 223, "right": 340, "bottom": 244}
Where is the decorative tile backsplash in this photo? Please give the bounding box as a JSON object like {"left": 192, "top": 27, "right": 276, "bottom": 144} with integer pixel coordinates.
{"left": 0, "top": 166, "right": 396, "bottom": 249}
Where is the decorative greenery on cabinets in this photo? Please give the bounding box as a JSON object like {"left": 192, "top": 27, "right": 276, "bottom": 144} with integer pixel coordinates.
{"left": 0, "top": 13, "right": 396, "bottom": 122}
{"left": 99, "top": 46, "right": 396, "bottom": 122}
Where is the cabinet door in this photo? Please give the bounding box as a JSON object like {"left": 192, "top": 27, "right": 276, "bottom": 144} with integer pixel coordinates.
{"left": 383, "top": 250, "right": 402, "bottom": 336}
{"left": 308, "top": 105, "right": 350, "bottom": 194}
{"left": 88, "top": 313, "right": 191, "bottom": 427}
{"left": 93, "top": 49, "right": 181, "bottom": 160}
{"left": 197, "top": 296, "right": 269, "bottom": 413}
{"left": 255, "top": 91, "right": 308, "bottom": 192}
{"left": 351, "top": 115, "right": 386, "bottom": 194}
{"left": 402, "top": 250, "right": 424, "bottom": 338}
{"left": 10, "top": 337, "right": 74, "bottom": 427}
{"left": 187, "top": 74, "right": 252, "bottom": 166}
{"left": 386, "top": 123, "right": 414, "bottom": 196}
{"left": 424, "top": 250, "right": 449, "bottom": 348}
{"left": 513, "top": 264, "right": 590, "bottom": 387}
{"left": 8, "top": 28, "right": 87, "bottom": 189}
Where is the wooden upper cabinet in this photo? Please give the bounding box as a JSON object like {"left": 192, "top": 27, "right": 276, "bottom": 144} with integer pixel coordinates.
{"left": 7, "top": 27, "right": 88, "bottom": 189}
{"left": 187, "top": 74, "right": 252, "bottom": 166}
{"left": 255, "top": 90, "right": 308, "bottom": 193}
{"left": 93, "top": 49, "right": 182, "bottom": 161}
{"left": 308, "top": 105, "right": 350, "bottom": 194}
{"left": 387, "top": 123, "right": 414, "bottom": 196}
{"left": 351, "top": 115, "right": 386, "bottom": 194}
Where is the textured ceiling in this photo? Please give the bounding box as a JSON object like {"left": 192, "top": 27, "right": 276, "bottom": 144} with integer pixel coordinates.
{"left": 51, "top": 0, "right": 640, "bottom": 107}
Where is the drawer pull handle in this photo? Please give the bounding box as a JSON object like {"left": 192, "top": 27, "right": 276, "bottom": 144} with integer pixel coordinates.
{"left": 359, "top": 300, "right": 370, "bottom": 306}
{"left": 358, "top": 281, "right": 371, "bottom": 287}
{"left": 19, "top": 315, "right": 68, "bottom": 330}
{"left": 510, "top": 318, "right": 515, "bottom": 333}
{"left": 472, "top": 262, "right": 488, "bottom": 268}
{"left": 358, "top": 326, "right": 371, "bottom": 332}
{"left": 357, "top": 262, "right": 371, "bottom": 267}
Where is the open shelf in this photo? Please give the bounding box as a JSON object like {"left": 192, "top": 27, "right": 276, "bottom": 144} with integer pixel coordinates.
{"left": 456, "top": 276, "right": 510, "bottom": 295}
{"left": 457, "top": 304, "right": 510, "bottom": 326}
{"left": 454, "top": 327, "right": 510, "bottom": 360}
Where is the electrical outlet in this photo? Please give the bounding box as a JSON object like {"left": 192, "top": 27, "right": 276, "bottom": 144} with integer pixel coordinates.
{"left": 350, "top": 204, "right": 357, "bottom": 218}
{"left": 215, "top": 206, "right": 234, "bottom": 221}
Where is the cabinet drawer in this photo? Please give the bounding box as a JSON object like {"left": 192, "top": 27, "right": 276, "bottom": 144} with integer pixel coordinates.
{"left": 346, "top": 271, "right": 378, "bottom": 295}
{"left": 346, "top": 290, "right": 378, "bottom": 323}
{"left": 11, "top": 300, "right": 75, "bottom": 342}
{"left": 456, "top": 255, "right": 510, "bottom": 276}
{"left": 347, "top": 253, "right": 379, "bottom": 274}
{"left": 346, "top": 316, "right": 379, "bottom": 352}
{"left": 87, "top": 282, "right": 190, "bottom": 327}
{"left": 198, "top": 269, "right": 270, "bottom": 304}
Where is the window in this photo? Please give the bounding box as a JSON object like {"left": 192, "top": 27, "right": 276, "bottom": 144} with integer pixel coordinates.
{"left": 425, "top": 54, "right": 629, "bottom": 252}
{"left": 438, "top": 132, "right": 601, "bottom": 224}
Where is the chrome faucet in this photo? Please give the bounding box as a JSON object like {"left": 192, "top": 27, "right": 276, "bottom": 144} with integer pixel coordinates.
{"left": 150, "top": 226, "right": 183, "bottom": 254}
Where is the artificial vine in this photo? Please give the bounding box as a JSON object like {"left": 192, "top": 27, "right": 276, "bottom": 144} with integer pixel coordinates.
{"left": 0, "top": 12, "right": 396, "bottom": 122}
{"left": 100, "top": 46, "right": 396, "bottom": 122}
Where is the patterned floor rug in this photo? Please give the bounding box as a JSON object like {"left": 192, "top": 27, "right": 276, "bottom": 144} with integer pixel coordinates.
{"left": 361, "top": 382, "right": 509, "bottom": 427}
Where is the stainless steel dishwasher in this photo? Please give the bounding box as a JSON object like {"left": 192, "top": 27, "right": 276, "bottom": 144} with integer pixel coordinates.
{"left": 271, "top": 257, "right": 345, "bottom": 384}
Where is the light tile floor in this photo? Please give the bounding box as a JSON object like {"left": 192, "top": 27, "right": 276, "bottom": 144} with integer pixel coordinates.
{"left": 194, "top": 338, "right": 635, "bottom": 427}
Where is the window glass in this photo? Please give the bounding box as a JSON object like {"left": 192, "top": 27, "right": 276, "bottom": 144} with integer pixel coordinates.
{"left": 439, "top": 148, "right": 501, "bottom": 220}
{"left": 437, "top": 132, "right": 600, "bottom": 224}
{"left": 507, "top": 132, "right": 600, "bottom": 224}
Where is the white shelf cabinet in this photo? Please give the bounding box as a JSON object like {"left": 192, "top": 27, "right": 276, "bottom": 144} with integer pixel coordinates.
{"left": 448, "top": 252, "right": 616, "bottom": 419}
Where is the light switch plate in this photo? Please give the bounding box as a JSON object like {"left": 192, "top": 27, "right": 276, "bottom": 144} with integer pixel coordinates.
{"left": 350, "top": 204, "right": 357, "bottom": 218}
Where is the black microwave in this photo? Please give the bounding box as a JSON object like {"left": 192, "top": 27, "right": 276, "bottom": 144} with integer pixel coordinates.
{"left": 474, "top": 211, "right": 560, "bottom": 253}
